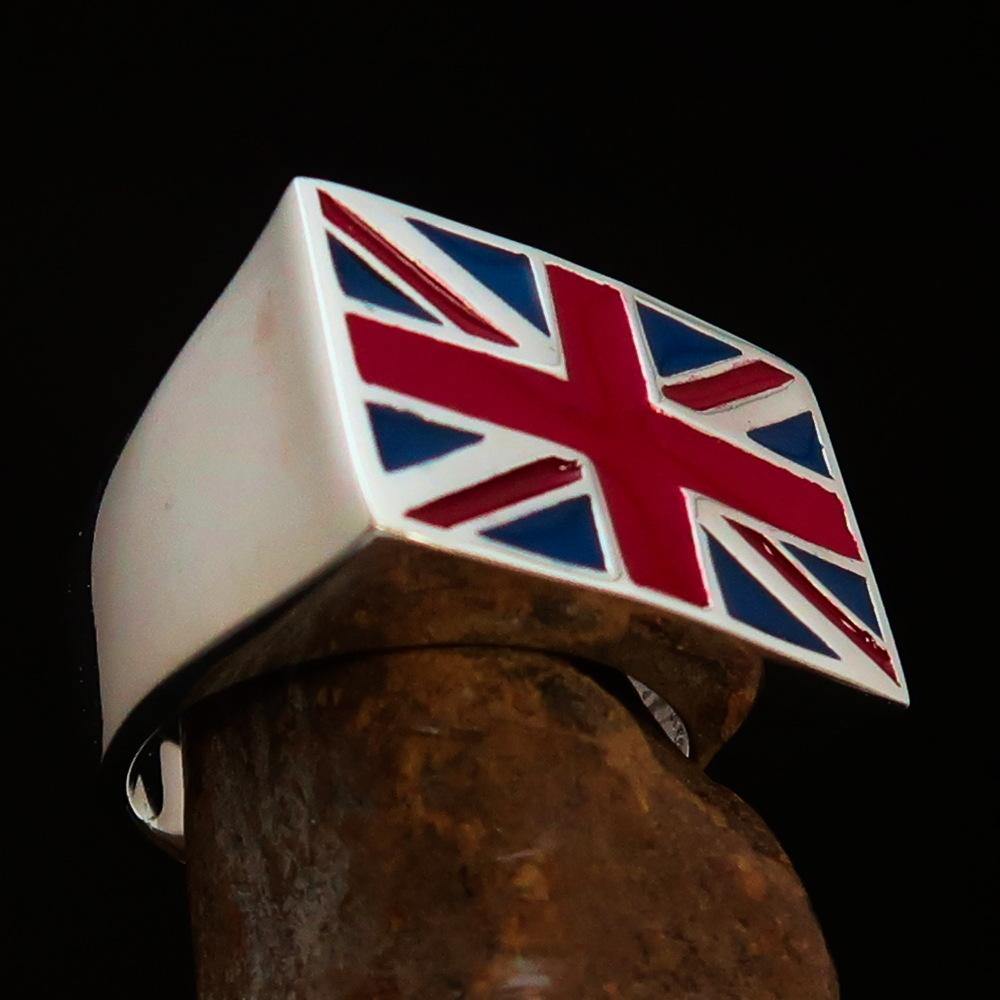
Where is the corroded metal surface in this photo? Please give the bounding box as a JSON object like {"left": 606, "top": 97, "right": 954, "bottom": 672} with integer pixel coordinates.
{"left": 182, "top": 538, "right": 763, "bottom": 766}
{"left": 183, "top": 648, "right": 837, "bottom": 998}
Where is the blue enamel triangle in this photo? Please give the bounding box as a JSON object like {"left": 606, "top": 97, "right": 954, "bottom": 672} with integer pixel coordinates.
{"left": 747, "top": 411, "right": 830, "bottom": 477}
{"left": 409, "top": 219, "right": 550, "bottom": 334}
{"left": 328, "top": 235, "right": 439, "bottom": 323}
{"left": 637, "top": 304, "right": 742, "bottom": 376}
{"left": 705, "top": 532, "right": 837, "bottom": 657}
{"left": 784, "top": 543, "right": 882, "bottom": 636}
{"left": 367, "top": 404, "right": 482, "bottom": 471}
{"left": 482, "top": 496, "right": 604, "bottom": 570}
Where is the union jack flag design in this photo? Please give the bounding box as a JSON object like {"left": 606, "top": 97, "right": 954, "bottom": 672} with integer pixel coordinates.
{"left": 307, "top": 182, "right": 905, "bottom": 703}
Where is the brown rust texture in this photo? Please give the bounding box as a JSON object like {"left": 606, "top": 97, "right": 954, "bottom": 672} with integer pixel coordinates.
{"left": 190, "top": 538, "right": 763, "bottom": 765}
{"left": 183, "top": 648, "right": 837, "bottom": 999}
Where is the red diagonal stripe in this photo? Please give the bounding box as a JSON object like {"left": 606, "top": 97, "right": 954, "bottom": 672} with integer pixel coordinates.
{"left": 319, "top": 191, "right": 517, "bottom": 347}
{"left": 663, "top": 359, "right": 793, "bottom": 411}
{"left": 727, "top": 519, "right": 896, "bottom": 681}
{"left": 407, "top": 457, "right": 582, "bottom": 527}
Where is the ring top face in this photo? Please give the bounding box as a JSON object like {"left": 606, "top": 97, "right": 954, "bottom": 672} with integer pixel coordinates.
{"left": 93, "top": 177, "right": 906, "bottom": 767}
{"left": 308, "top": 181, "right": 904, "bottom": 704}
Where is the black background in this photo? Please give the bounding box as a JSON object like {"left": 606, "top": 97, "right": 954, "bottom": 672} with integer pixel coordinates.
{"left": 11, "top": 5, "right": 994, "bottom": 997}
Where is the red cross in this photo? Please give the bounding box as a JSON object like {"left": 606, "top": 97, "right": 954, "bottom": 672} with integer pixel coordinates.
{"left": 346, "top": 260, "right": 859, "bottom": 609}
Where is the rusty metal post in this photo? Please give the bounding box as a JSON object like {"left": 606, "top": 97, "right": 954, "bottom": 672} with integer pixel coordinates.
{"left": 182, "top": 647, "right": 838, "bottom": 998}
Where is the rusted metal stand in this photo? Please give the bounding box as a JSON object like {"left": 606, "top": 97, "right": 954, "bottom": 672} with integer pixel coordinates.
{"left": 183, "top": 648, "right": 838, "bottom": 998}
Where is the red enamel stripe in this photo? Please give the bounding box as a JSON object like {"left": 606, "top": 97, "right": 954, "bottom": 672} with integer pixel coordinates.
{"left": 663, "top": 359, "right": 793, "bottom": 410}
{"left": 407, "top": 456, "right": 582, "bottom": 527}
{"left": 319, "top": 191, "right": 517, "bottom": 347}
{"left": 349, "top": 281, "right": 859, "bottom": 614}
{"left": 726, "top": 519, "right": 896, "bottom": 681}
